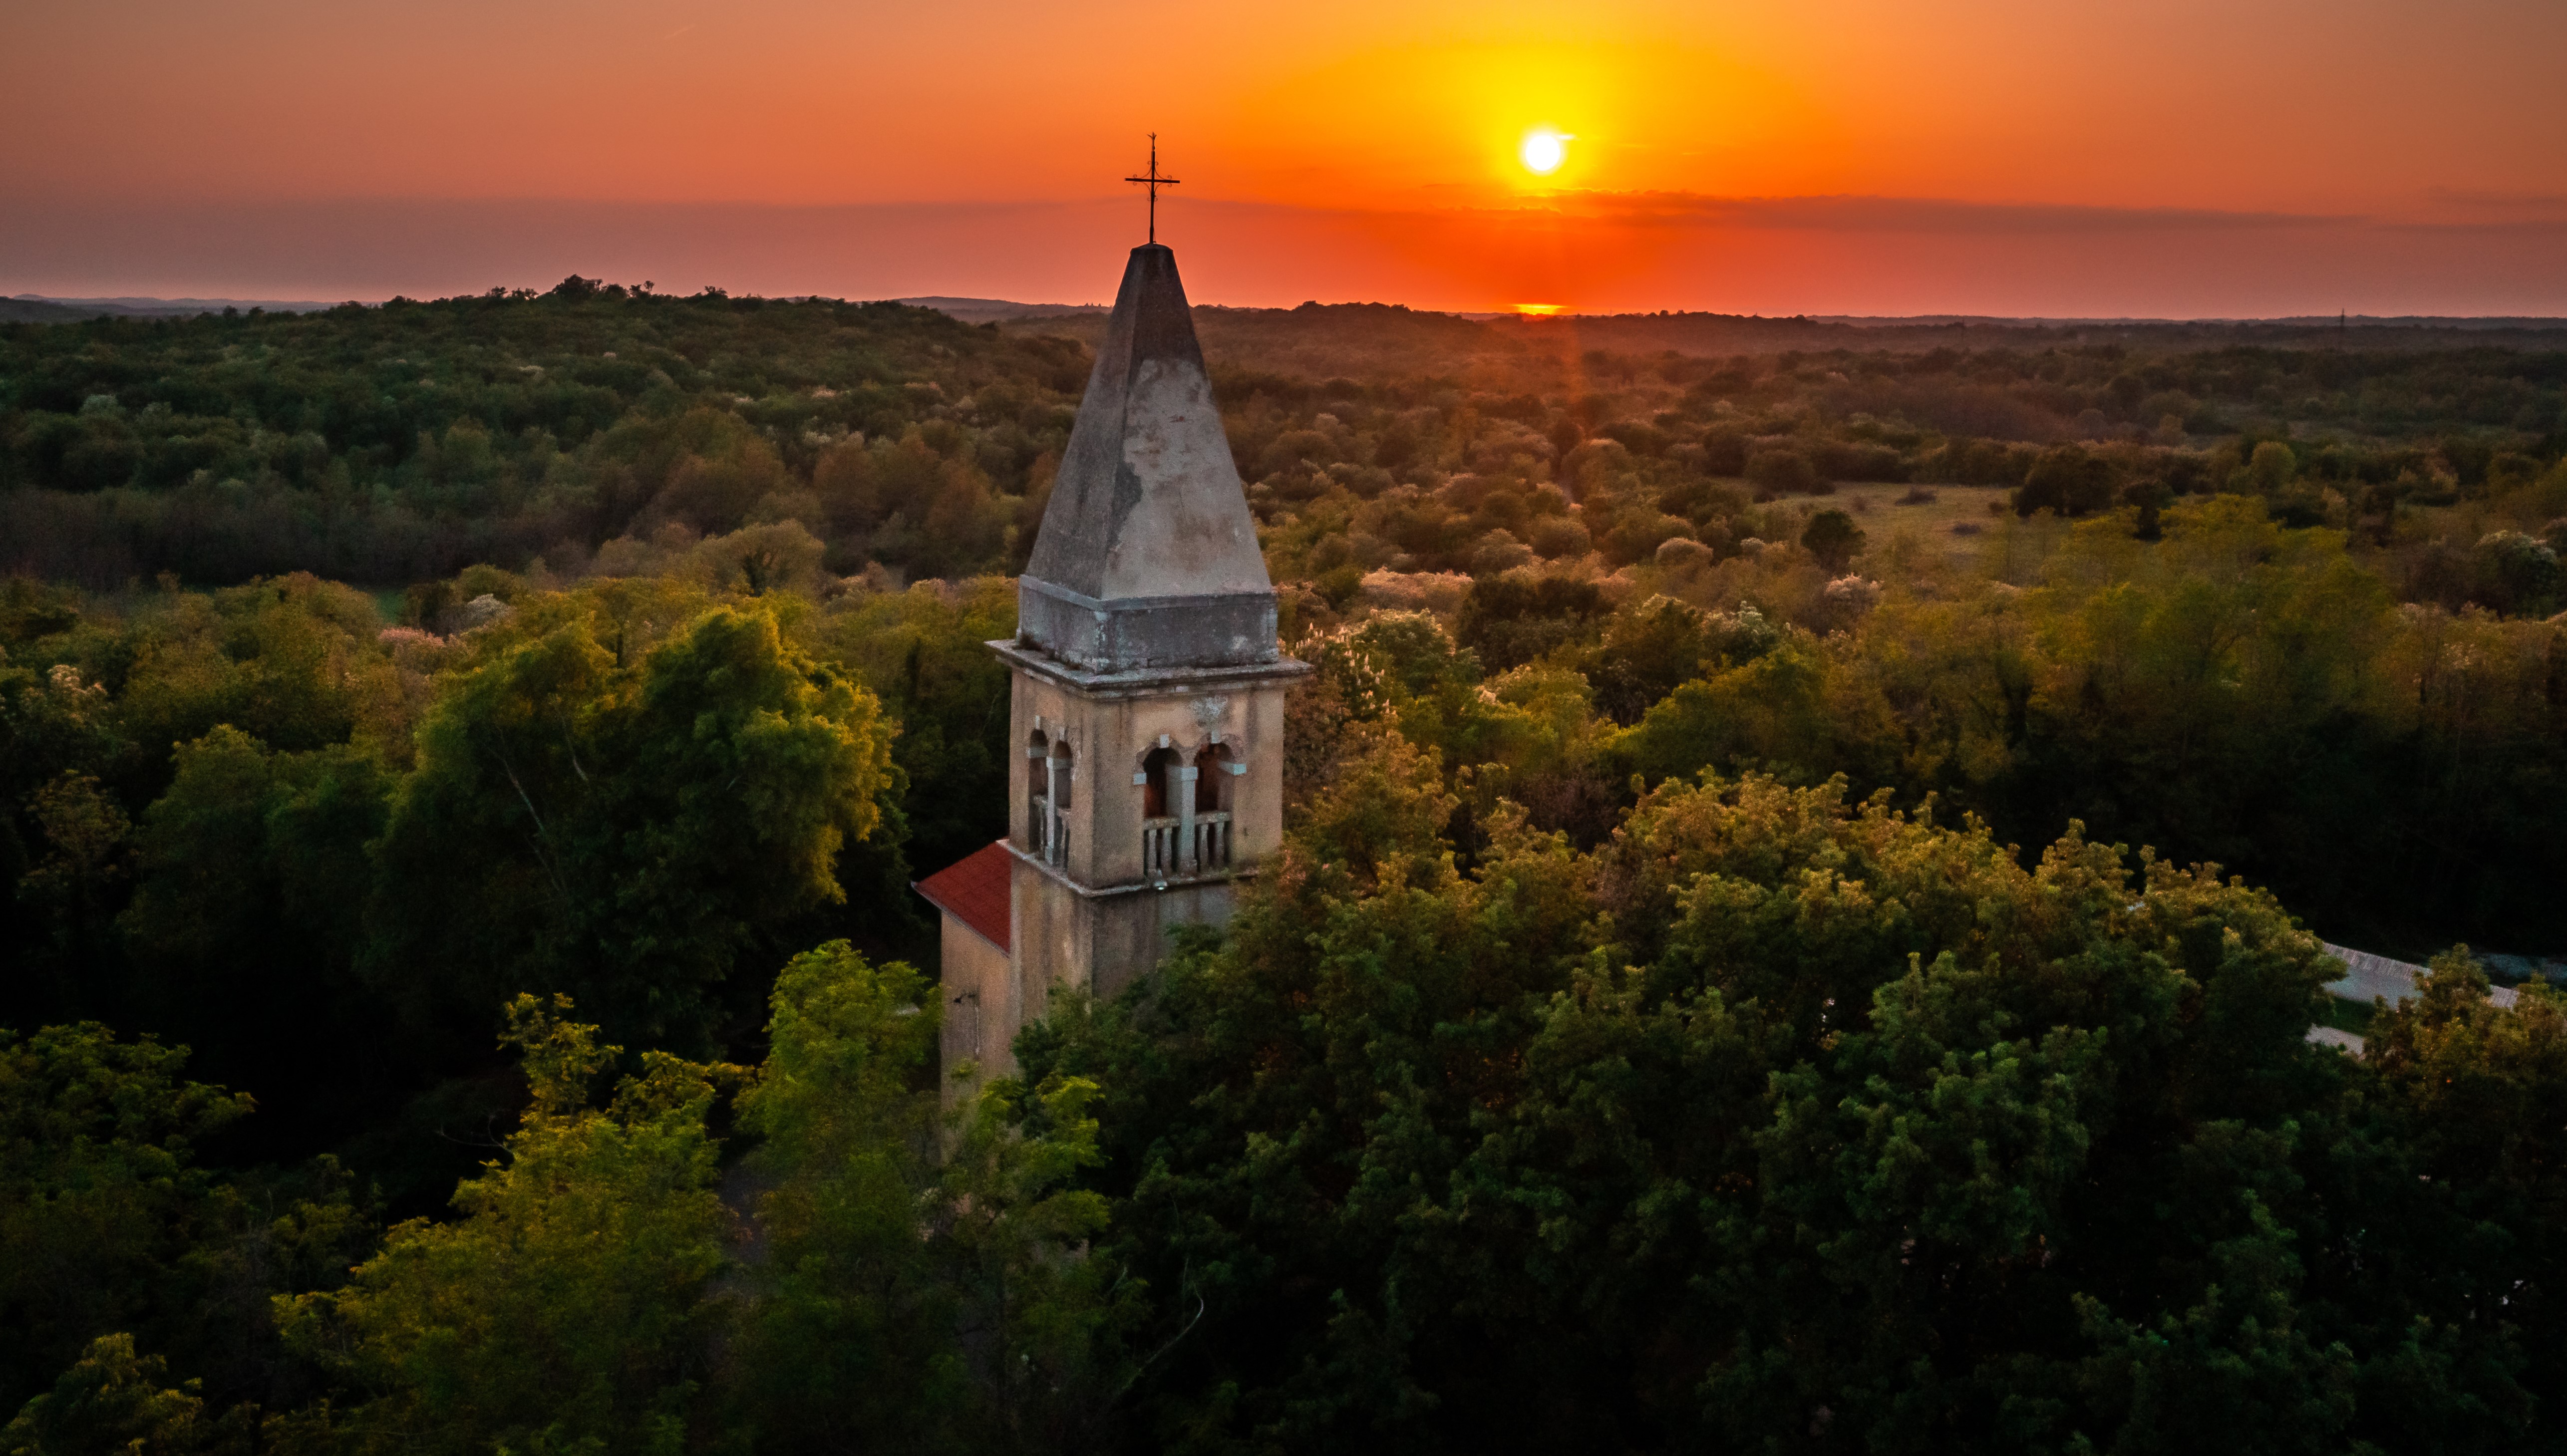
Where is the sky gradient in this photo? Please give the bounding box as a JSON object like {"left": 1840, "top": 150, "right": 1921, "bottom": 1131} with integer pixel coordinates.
{"left": 7, "top": 0, "right": 2565, "bottom": 314}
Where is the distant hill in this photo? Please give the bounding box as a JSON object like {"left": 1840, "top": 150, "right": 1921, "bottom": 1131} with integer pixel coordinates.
{"left": 3, "top": 294, "right": 343, "bottom": 323}
{"left": 999, "top": 300, "right": 2567, "bottom": 381}
{"left": 1814, "top": 313, "right": 2567, "bottom": 330}
{"left": 896, "top": 295, "right": 1109, "bottom": 323}
{"left": 1506, "top": 310, "right": 2567, "bottom": 356}
{"left": 0, "top": 298, "right": 99, "bottom": 324}
{"left": 15, "top": 291, "right": 2566, "bottom": 359}
{"left": 1005, "top": 299, "right": 1521, "bottom": 380}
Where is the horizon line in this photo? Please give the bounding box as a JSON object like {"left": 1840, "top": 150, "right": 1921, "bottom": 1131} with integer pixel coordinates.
{"left": 14, "top": 291, "right": 2567, "bottom": 329}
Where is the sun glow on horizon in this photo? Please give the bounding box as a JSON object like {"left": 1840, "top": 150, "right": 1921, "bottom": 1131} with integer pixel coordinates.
{"left": 9, "top": 4, "right": 2558, "bottom": 315}
{"left": 1519, "top": 128, "right": 1572, "bottom": 175}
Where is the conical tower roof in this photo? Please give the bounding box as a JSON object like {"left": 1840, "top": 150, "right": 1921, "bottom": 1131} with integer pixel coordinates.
{"left": 1016, "top": 244, "right": 1276, "bottom": 674}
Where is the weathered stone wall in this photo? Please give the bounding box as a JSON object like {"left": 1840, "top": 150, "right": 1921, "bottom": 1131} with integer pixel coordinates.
{"left": 937, "top": 909, "right": 1014, "bottom": 1085}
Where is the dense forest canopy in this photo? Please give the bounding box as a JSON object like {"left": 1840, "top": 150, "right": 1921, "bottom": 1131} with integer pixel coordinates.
{"left": 5, "top": 279, "right": 2563, "bottom": 591}
{"left": 2, "top": 281, "right": 2565, "bottom": 1452}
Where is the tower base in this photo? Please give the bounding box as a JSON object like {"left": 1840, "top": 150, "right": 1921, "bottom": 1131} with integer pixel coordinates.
{"left": 942, "top": 848, "right": 1240, "bottom": 1093}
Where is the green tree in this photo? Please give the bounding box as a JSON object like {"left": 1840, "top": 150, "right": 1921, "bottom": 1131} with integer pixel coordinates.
{"left": 0, "top": 1333, "right": 262, "bottom": 1456}
{"left": 365, "top": 605, "right": 898, "bottom": 1051}
{"left": 1746, "top": 446, "right": 1818, "bottom": 495}
{"left": 278, "top": 996, "right": 735, "bottom": 1456}
{"left": 798, "top": 577, "right": 1014, "bottom": 877}
{"left": 119, "top": 729, "right": 392, "bottom": 1153}
{"left": 2470, "top": 529, "right": 2563, "bottom": 615}
{"left": 12, "top": 773, "right": 130, "bottom": 1010}
{"left": 1338, "top": 609, "right": 1480, "bottom": 697}
{"left": 108, "top": 576, "right": 395, "bottom": 795}
{"left": 1014, "top": 730, "right": 1597, "bottom": 1449}
{"left": 1454, "top": 575, "right": 1608, "bottom": 674}
{"left": 1799, "top": 506, "right": 1867, "bottom": 571}
{"left": 726, "top": 941, "right": 1130, "bottom": 1453}
{"left": 1582, "top": 594, "right": 1710, "bottom": 724}
{"left": 275, "top": 949, "right": 1128, "bottom": 1456}
{"left": 1016, "top": 754, "right": 2438, "bottom": 1453}
{"left": 2351, "top": 950, "right": 2567, "bottom": 1440}
{"left": 2243, "top": 439, "right": 2298, "bottom": 493}
{"left": 2017, "top": 442, "right": 2119, "bottom": 517}
{"left": 1614, "top": 636, "right": 1834, "bottom": 784}
{"left": 0, "top": 1026, "right": 250, "bottom": 1414}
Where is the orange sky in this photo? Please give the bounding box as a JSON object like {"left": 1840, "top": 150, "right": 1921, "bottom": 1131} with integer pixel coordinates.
{"left": 6, "top": 0, "right": 2565, "bottom": 313}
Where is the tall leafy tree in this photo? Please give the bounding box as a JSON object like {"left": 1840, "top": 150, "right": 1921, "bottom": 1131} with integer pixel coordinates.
{"left": 726, "top": 941, "right": 1132, "bottom": 1454}
{"left": 281, "top": 948, "right": 1131, "bottom": 1456}
{"left": 366, "top": 605, "right": 898, "bottom": 1052}
{"left": 1016, "top": 741, "right": 2561, "bottom": 1453}
{"left": 797, "top": 577, "right": 1014, "bottom": 877}
{"left": 279, "top": 995, "right": 735, "bottom": 1456}
{"left": 119, "top": 728, "right": 393, "bottom": 1155}
{"left": 1, "top": 1026, "right": 252, "bottom": 1412}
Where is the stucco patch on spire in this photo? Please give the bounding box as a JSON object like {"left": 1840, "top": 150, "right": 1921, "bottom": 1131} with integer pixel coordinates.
{"left": 1017, "top": 244, "right": 1276, "bottom": 672}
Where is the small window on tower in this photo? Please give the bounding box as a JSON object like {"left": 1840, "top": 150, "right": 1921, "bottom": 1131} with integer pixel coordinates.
{"left": 1194, "top": 743, "right": 1235, "bottom": 814}
{"left": 1023, "top": 731, "right": 1049, "bottom": 849}
{"left": 1141, "top": 746, "right": 1180, "bottom": 820}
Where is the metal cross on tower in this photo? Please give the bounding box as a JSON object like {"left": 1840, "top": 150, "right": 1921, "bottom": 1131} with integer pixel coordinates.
{"left": 1124, "top": 134, "right": 1182, "bottom": 244}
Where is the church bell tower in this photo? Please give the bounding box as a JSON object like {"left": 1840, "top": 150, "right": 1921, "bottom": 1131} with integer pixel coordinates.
{"left": 919, "top": 242, "right": 1305, "bottom": 1087}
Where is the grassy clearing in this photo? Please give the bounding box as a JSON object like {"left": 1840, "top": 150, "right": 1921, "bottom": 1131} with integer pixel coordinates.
{"left": 1836, "top": 483, "right": 2022, "bottom": 572}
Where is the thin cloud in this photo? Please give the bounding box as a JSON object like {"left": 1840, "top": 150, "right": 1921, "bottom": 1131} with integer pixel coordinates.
{"left": 2374, "top": 217, "right": 2567, "bottom": 237}
{"left": 2425, "top": 186, "right": 2567, "bottom": 213}
{"left": 7, "top": 192, "right": 2562, "bottom": 316}
{"left": 1491, "top": 191, "right": 2358, "bottom": 235}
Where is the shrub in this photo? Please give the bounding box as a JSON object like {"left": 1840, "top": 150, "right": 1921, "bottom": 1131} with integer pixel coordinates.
{"left": 1600, "top": 512, "right": 1694, "bottom": 567}
{"left": 1527, "top": 516, "right": 1592, "bottom": 559}
{"left": 2016, "top": 444, "right": 2119, "bottom": 517}
{"left": 1809, "top": 439, "right": 1907, "bottom": 483}
{"left": 1746, "top": 448, "right": 1819, "bottom": 495}
{"left": 1801, "top": 508, "right": 1867, "bottom": 571}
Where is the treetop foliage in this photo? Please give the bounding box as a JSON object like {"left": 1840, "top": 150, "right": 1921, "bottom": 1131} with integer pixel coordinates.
{"left": 1012, "top": 758, "right": 2564, "bottom": 1453}
{"left": 259, "top": 949, "right": 1123, "bottom": 1456}
{"left": 368, "top": 602, "right": 895, "bottom": 1051}
{"left": 2, "top": 286, "right": 2565, "bottom": 1450}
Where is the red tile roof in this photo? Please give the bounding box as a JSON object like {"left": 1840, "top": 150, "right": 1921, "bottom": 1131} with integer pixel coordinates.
{"left": 915, "top": 841, "right": 1012, "bottom": 952}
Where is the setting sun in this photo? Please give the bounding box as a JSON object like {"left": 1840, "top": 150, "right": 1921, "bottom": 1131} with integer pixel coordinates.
{"left": 1519, "top": 128, "right": 1571, "bottom": 175}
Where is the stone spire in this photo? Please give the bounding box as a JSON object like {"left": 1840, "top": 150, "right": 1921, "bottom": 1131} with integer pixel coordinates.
{"left": 1017, "top": 244, "right": 1275, "bottom": 674}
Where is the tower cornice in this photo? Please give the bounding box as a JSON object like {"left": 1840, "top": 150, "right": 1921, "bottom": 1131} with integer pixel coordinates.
{"left": 987, "top": 636, "right": 1309, "bottom": 700}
